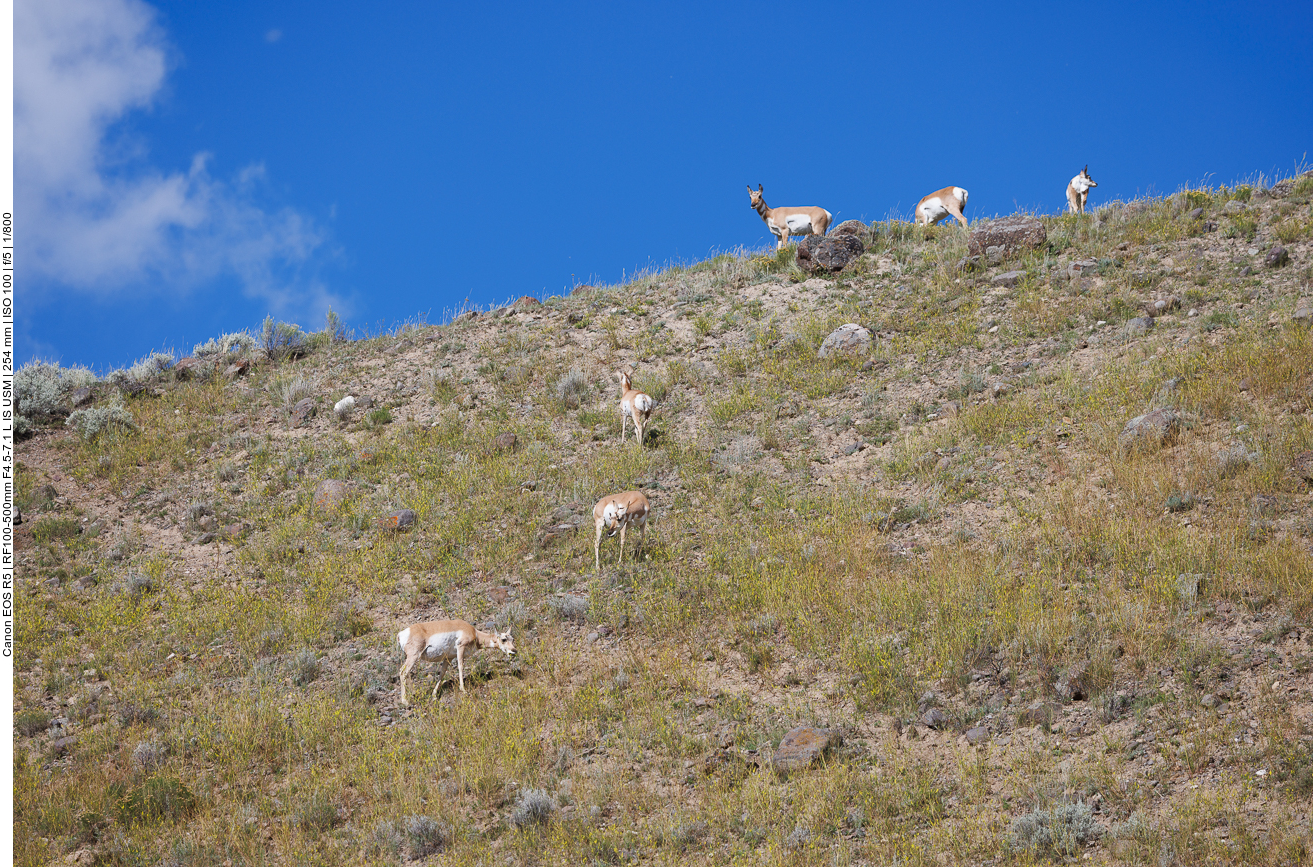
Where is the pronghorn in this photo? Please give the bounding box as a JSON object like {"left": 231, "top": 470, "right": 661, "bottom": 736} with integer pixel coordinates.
{"left": 915, "top": 186, "right": 969, "bottom": 228}
{"left": 617, "top": 367, "right": 654, "bottom": 447}
{"left": 593, "top": 490, "right": 650, "bottom": 571}
{"left": 747, "top": 184, "right": 833, "bottom": 250}
{"left": 1066, "top": 165, "right": 1097, "bottom": 214}
{"left": 395, "top": 619, "right": 516, "bottom": 705}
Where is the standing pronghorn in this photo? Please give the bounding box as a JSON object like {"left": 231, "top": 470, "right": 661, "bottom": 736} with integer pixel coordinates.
{"left": 593, "top": 490, "right": 650, "bottom": 571}
{"left": 915, "top": 186, "right": 969, "bottom": 228}
{"left": 395, "top": 619, "right": 516, "bottom": 705}
{"left": 1066, "top": 165, "right": 1097, "bottom": 214}
{"left": 747, "top": 184, "right": 833, "bottom": 250}
{"left": 617, "top": 367, "right": 654, "bottom": 447}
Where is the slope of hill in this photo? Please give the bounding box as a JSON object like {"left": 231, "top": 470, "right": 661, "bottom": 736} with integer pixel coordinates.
{"left": 13, "top": 174, "right": 1313, "bottom": 866}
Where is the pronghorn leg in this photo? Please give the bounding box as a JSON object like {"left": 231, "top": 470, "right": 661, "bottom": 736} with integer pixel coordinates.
{"left": 595, "top": 523, "right": 604, "bottom": 572}
{"left": 636, "top": 520, "right": 646, "bottom": 559}
{"left": 952, "top": 206, "right": 968, "bottom": 228}
{"left": 620, "top": 410, "right": 628, "bottom": 443}
{"left": 636, "top": 418, "right": 645, "bottom": 447}
{"left": 617, "top": 523, "right": 628, "bottom": 565}
{"left": 431, "top": 659, "right": 450, "bottom": 701}
{"left": 456, "top": 645, "right": 467, "bottom": 692}
{"left": 398, "top": 651, "right": 419, "bottom": 705}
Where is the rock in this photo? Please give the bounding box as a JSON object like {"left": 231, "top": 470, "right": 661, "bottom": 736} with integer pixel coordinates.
{"left": 69, "top": 386, "right": 93, "bottom": 408}
{"left": 1149, "top": 296, "right": 1181, "bottom": 315}
{"left": 290, "top": 398, "right": 317, "bottom": 428}
{"left": 313, "top": 479, "right": 352, "bottom": 511}
{"left": 1055, "top": 664, "right": 1089, "bottom": 701}
{"left": 223, "top": 359, "right": 251, "bottom": 380}
{"left": 1265, "top": 245, "right": 1290, "bottom": 268}
{"left": 985, "top": 245, "right": 1005, "bottom": 267}
{"left": 991, "top": 270, "right": 1026, "bottom": 288}
{"left": 1295, "top": 297, "right": 1313, "bottom": 325}
{"left": 1215, "top": 443, "right": 1257, "bottom": 478}
{"left": 377, "top": 509, "right": 418, "bottom": 531}
{"left": 1222, "top": 200, "right": 1246, "bottom": 215}
{"left": 1065, "top": 258, "right": 1099, "bottom": 280}
{"left": 1292, "top": 451, "right": 1313, "bottom": 484}
{"left": 830, "top": 220, "right": 871, "bottom": 244}
{"left": 333, "top": 395, "right": 356, "bottom": 418}
{"left": 492, "top": 432, "right": 519, "bottom": 453}
{"left": 49, "top": 735, "right": 78, "bottom": 757}
{"left": 965, "top": 726, "right": 989, "bottom": 746}
{"left": 957, "top": 255, "right": 985, "bottom": 272}
{"left": 968, "top": 216, "right": 1047, "bottom": 259}
{"left": 1124, "top": 316, "right": 1154, "bottom": 337}
{"left": 513, "top": 296, "right": 543, "bottom": 311}
{"left": 1117, "top": 408, "right": 1181, "bottom": 452}
{"left": 772, "top": 726, "right": 841, "bottom": 774}
{"left": 1200, "top": 693, "right": 1219, "bottom": 709}
{"left": 921, "top": 708, "right": 949, "bottom": 730}
{"left": 1017, "top": 701, "right": 1057, "bottom": 728}
{"left": 173, "top": 357, "right": 209, "bottom": 380}
{"left": 1189, "top": 207, "right": 1205, "bottom": 220}
{"left": 29, "top": 483, "right": 58, "bottom": 510}
{"left": 817, "top": 323, "right": 872, "bottom": 359}
{"left": 1239, "top": 265, "right": 1252, "bottom": 277}
{"left": 796, "top": 234, "right": 864, "bottom": 274}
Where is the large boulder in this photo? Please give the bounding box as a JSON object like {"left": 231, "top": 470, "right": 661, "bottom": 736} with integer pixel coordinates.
{"left": 968, "top": 216, "right": 1047, "bottom": 259}
{"left": 829, "top": 220, "right": 871, "bottom": 245}
{"left": 817, "top": 323, "right": 872, "bottom": 359}
{"left": 797, "top": 234, "right": 864, "bottom": 274}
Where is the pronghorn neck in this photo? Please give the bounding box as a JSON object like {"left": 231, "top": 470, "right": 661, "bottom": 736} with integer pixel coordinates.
{"left": 752, "top": 197, "right": 771, "bottom": 219}
{"left": 473, "top": 628, "right": 497, "bottom": 648}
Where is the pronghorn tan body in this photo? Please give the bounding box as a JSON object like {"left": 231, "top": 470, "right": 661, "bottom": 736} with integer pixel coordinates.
{"left": 747, "top": 184, "right": 832, "bottom": 250}
{"left": 617, "top": 368, "right": 654, "bottom": 446}
{"left": 593, "top": 491, "right": 650, "bottom": 571}
{"left": 1066, "top": 165, "right": 1097, "bottom": 214}
{"left": 395, "top": 619, "right": 515, "bottom": 705}
{"left": 915, "top": 186, "right": 969, "bottom": 227}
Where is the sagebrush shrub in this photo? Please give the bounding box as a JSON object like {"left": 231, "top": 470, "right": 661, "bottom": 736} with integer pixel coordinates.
{"left": 510, "top": 788, "right": 555, "bottom": 828}
{"left": 1006, "top": 801, "right": 1101, "bottom": 857}
{"left": 66, "top": 399, "right": 135, "bottom": 441}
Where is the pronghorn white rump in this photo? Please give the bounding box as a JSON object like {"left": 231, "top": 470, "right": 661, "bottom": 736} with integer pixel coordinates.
{"left": 915, "top": 186, "right": 969, "bottom": 227}
{"left": 395, "top": 619, "right": 516, "bottom": 704}
{"left": 617, "top": 368, "right": 654, "bottom": 446}
{"left": 593, "top": 490, "right": 650, "bottom": 571}
{"left": 748, "top": 184, "right": 833, "bottom": 250}
{"left": 1066, "top": 165, "right": 1097, "bottom": 214}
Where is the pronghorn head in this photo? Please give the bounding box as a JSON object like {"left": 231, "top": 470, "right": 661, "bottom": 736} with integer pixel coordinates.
{"left": 1078, "top": 165, "right": 1097, "bottom": 189}
{"left": 616, "top": 368, "right": 633, "bottom": 391}
{"left": 493, "top": 629, "right": 516, "bottom": 657}
{"left": 747, "top": 184, "right": 765, "bottom": 209}
{"left": 602, "top": 501, "right": 628, "bottom": 534}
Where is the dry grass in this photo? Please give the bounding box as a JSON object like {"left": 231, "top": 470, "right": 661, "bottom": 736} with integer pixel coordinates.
{"left": 13, "top": 172, "right": 1313, "bottom": 865}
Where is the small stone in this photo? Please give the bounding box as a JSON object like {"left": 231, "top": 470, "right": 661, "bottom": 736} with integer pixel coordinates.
{"left": 223, "top": 360, "right": 251, "bottom": 380}
{"left": 797, "top": 234, "right": 864, "bottom": 274}
{"left": 492, "top": 432, "right": 519, "bottom": 453}
{"left": 957, "top": 255, "right": 985, "bottom": 272}
{"left": 969, "top": 216, "right": 1047, "bottom": 259}
{"left": 1291, "top": 451, "right": 1313, "bottom": 484}
{"left": 1295, "top": 297, "right": 1313, "bottom": 325}
{"left": 772, "top": 726, "right": 841, "bottom": 774}
{"left": 817, "top": 323, "right": 872, "bottom": 359}
{"left": 1189, "top": 207, "right": 1205, "bottom": 220}
{"left": 1215, "top": 444, "right": 1256, "bottom": 479}
{"left": 69, "top": 387, "right": 93, "bottom": 408}
{"left": 1117, "top": 408, "right": 1181, "bottom": 452}
{"left": 585, "top": 631, "right": 600, "bottom": 644}
{"left": 378, "top": 509, "right": 418, "bottom": 531}
{"left": 1066, "top": 258, "right": 1099, "bottom": 280}
{"left": 1125, "top": 316, "right": 1154, "bottom": 336}
{"left": 49, "top": 736, "right": 78, "bottom": 757}
{"left": 991, "top": 270, "right": 1025, "bottom": 288}
{"left": 1222, "top": 200, "right": 1246, "bottom": 215}
{"left": 1239, "top": 266, "right": 1252, "bottom": 277}
{"left": 313, "top": 479, "right": 352, "bottom": 511}
{"left": 1265, "top": 246, "right": 1290, "bottom": 268}
{"left": 1200, "top": 693, "right": 1219, "bottom": 709}
{"left": 290, "top": 397, "right": 317, "bottom": 428}
{"left": 921, "top": 708, "right": 949, "bottom": 730}
{"left": 965, "top": 726, "right": 989, "bottom": 746}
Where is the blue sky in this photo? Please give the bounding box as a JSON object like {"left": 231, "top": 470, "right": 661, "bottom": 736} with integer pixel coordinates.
{"left": 17, "top": 0, "right": 1313, "bottom": 371}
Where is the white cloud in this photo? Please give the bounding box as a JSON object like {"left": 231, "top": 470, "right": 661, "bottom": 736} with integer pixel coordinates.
{"left": 15, "top": 0, "right": 347, "bottom": 320}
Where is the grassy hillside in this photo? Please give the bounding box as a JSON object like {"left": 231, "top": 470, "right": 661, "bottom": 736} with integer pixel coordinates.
{"left": 13, "top": 173, "right": 1313, "bottom": 865}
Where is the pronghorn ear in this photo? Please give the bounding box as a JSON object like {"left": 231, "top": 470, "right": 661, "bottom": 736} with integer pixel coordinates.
{"left": 758, "top": 184, "right": 763, "bottom": 192}
{"left": 1084, "top": 164, "right": 1089, "bottom": 173}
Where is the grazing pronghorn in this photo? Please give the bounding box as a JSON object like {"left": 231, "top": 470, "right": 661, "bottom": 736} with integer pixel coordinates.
{"left": 395, "top": 619, "right": 516, "bottom": 705}
{"left": 747, "top": 184, "right": 833, "bottom": 250}
{"left": 593, "top": 491, "right": 650, "bottom": 571}
{"left": 617, "top": 368, "right": 654, "bottom": 446}
{"left": 1066, "top": 165, "right": 1097, "bottom": 214}
{"left": 915, "top": 186, "right": 969, "bottom": 227}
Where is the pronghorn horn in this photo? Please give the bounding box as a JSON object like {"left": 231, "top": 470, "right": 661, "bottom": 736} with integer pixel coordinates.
{"left": 1084, "top": 164, "right": 1089, "bottom": 173}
